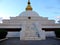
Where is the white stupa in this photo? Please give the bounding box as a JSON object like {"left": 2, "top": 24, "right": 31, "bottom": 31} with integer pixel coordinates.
{"left": 0, "top": 0, "right": 60, "bottom": 40}
{"left": 19, "top": 0, "right": 46, "bottom": 40}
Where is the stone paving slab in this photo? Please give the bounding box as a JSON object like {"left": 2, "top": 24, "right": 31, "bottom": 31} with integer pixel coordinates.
{"left": 0, "top": 37, "right": 60, "bottom": 45}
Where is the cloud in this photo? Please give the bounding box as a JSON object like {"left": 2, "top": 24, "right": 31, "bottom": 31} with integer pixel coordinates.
{"left": 56, "top": 16, "right": 60, "bottom": 19}
{"left": 0, "top": 17, "right": 10, "bottom": 23}
{"left": 2, "top": 16, "right": 10, "bottom": 19}
{"left": 0, "top": 17, "right": 3, "bottom": 23}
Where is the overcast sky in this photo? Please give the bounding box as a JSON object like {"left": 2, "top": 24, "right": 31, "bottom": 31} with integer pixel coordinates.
{"left": 0, "top": 0, "right": 60, "bottom": 22}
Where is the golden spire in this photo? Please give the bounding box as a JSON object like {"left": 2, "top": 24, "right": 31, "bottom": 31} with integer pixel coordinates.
{"left": 26, "top": 0, "right": 32, "bottom": 11}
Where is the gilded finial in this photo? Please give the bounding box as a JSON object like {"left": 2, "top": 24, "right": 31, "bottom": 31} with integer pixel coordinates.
{"left": 26, "top": 0, "right": 32, "bottom": 11}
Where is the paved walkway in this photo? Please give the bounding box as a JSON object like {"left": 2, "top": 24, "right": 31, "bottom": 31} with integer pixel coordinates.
{"left": 0, "top": 37, "right": 60, "bottom": 45}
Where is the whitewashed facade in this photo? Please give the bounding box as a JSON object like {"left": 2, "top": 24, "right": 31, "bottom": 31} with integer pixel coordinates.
{"left": 0, "top": 0, "right": 60, "bottom": 40}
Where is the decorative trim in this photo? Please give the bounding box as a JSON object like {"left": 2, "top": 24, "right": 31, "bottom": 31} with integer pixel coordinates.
{"left": 0, "top": 38, "right": 8, "bottom": 41}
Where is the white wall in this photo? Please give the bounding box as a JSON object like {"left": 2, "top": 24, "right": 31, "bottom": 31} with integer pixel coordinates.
{"left": 7, "top": 32, "right": 20, "bottom": 37}
{"left": 45, "top": 31, "right": 56, "bottom": 37}
{"left": 6, "top": 31, "right": 56, "bottom": 37}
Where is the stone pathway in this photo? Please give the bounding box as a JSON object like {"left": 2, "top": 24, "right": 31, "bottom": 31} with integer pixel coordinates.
{"left": 0, "top": 37, "right": 60, "bottom": 45}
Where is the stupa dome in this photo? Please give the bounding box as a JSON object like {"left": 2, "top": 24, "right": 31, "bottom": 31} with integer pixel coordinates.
{"left": 19, "top": 11, "right": 39, "bottom": 17}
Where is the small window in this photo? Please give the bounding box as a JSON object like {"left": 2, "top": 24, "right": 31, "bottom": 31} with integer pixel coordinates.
{"left": 28, "top": 17, "right": 31, "bottom": 19}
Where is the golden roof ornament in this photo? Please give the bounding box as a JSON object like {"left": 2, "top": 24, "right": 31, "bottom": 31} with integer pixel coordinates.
{"left": 26, "top": 0, "right": 32, "bottom": 11}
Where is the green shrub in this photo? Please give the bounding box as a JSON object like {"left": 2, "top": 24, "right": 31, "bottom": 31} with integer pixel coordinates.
{"left": 0, "top": 29, "right": 8, "bottom": 39}
{"left": 55, "top": 30, "right": 60, "bottom": 38}
{"left": 0, "top": 29, "right": 6, "bottom": 32}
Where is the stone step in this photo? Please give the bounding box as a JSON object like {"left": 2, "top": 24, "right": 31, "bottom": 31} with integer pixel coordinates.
{"left": 21, "top": 37, "right": 42, "bottom": 40}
